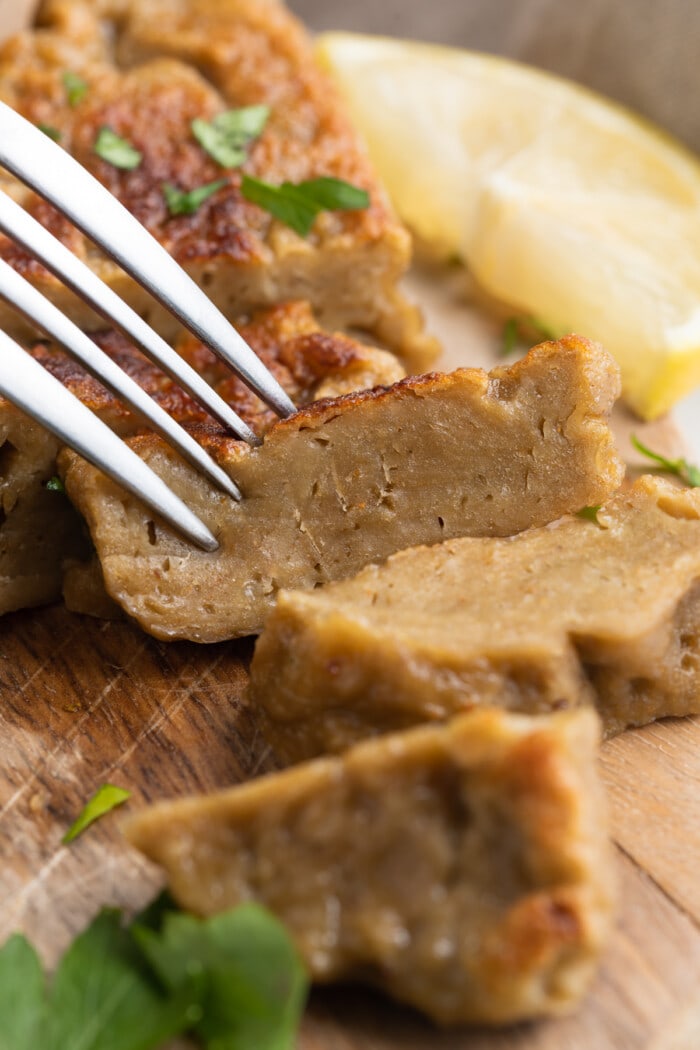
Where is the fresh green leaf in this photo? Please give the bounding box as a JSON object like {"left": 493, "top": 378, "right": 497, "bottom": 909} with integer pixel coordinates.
{"left": 576, "top": 505, "right": 602, "bottom": 523}
{"left": 0, "top": 934, "right": 45, "bottom": 1050}
{"left": 44, "top": 475, "right": 65, "bottom": 493}
{"left": 241, "top": 174, "right": 370, "bottom": 236}
{"left": 38, "top": 123, "right": 61, "bottom": 142}
{"left": 47, "top": 910, "right": 189, "bottom": 1050}
{"left": 631, "top": 434, "right": 700, "bottom": 488}
{"left": 527, "top": 316, "right": 557, "bottom": 341}
{"left": 500, "top": 317, "right": 519, "bottom": 357}
{"left": 192, "top": 105, "right": 269, "bottom": 168}
{"left": 62, "top": 783, "right": 131, "bottom": 844}
{"left": 134, "top": 903, "right": 308, "bottom": 1050}
{"left": 162, "top": 179, "right": 228, "bottom": 216}
{"left": 94, "top": 128, "right": 142, "bottom": 170}
{"left": 62, "top": 70, "right": 88, "bottom": 106}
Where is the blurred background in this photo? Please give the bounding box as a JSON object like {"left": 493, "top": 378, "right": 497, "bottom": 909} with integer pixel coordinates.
{"left": 290, "top": 0, "right": 700, "bottom": 153}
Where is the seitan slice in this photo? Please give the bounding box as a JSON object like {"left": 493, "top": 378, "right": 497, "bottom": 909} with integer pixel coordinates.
{"left": 0, "top": 0, "right": 434, "bottom": 368}
{"left": 61, "top": 337, "right": 623, "bottom": 641}
{"left": 0, "top": 301, "right": 402, "bottom": 616}
{"left": 125, "top": 707, "right": 613, "bottom": 1025}
{"left": 251, "top": 475, "right": 700, "bottom": 764}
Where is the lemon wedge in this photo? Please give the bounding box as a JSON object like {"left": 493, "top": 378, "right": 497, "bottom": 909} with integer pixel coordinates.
{"left": 316, "top": 32, "right": 700, "bottom": 419}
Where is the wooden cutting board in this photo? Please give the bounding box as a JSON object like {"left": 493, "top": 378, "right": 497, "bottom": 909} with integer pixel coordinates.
{"left": 1, "top": 263, "right": 699, "bottom": 1050}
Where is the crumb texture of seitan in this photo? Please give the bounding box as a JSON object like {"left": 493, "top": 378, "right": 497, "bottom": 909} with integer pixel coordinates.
{"left": 61, "top": 336, "right": 623, "bottom": 641}
{"left": 0, "top": 0, "right": 435, "bottom": 366}
{"left": 125, "top": 706, "right": 613, "bottom": 1025}
{"left": 252, "top": 475, "right": 700, "bottom": 764}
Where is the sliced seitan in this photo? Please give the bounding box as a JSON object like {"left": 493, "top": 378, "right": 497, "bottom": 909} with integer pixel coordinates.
{"left": 0, "top": 301, "right": 402, "bottom": 616}
{"left": 0, "top": 0, "right": 434, "bottom": 367}
{"left": 251, "top": 475, "right": 700, "bottom": 764}
{"left": 125, "top": 706, "right": 613, "bottom": 1025}
{"left": 62, "top": 336, "right": 623, "bottom": 641}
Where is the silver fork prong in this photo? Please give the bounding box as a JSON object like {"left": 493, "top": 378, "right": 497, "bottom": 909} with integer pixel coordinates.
{"left": 0, "top": 101, "right": 297, "bottom": 420}
{"left": 0, "top": 259, "right": 242, "bottom": 501}
{"left": 0, "top": 330, "right": 219, "bottom": 553}
{"left": 0, "top": 190, "right": 260, "bottom": 446}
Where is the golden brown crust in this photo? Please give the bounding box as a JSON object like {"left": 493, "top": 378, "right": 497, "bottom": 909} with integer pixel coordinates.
{"left": 125, "top": 707, "right": 614, "bottom": 1024}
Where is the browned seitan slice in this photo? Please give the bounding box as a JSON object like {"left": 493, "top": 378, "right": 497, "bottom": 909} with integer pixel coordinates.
{"left": 0, "top": 0, "right": 434, "bottom": 368}
{"left": 251, "top": 475, "right": 700, "bottom": 764}
{"left": 0, "top": 301, "right": 402, "bottom": 616}
{"left": 125, "top": 707, "right": 613, "bottom": 1025}
{"left": 61, "top": 336, "right": 623, "bottom": 642}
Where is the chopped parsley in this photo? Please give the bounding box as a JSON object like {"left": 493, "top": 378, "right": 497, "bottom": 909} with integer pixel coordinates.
{"left": 0, "top": 901, "right": 307, "bottom": 1050}
{"left": 241, "top": 174, "right": 370, "bottom": 236}
{"left": 192, "top": 104, "right": 269, "bottom": 167}
{"left": 44, "top": 475, "right": 65, "bottom": 493}
{"left": 94, "top": 127, "right": 142, "bottom": 170}
{"left": 576, "top": 505, "right": 602, "bottom": 524}
{"left": 162, "top": 178, "right": 228, "bottom": 216}
{"left": 631, "top": 435, "right": 700, "bottom": 487}
{"left": 62, "top": 71, "right": 88, "bottom": 107}
{"left": 62, "top": 783, "right": 131, "bottom": 844}
{"left": 37, "top": 123, "right": 61, "bottom": 142}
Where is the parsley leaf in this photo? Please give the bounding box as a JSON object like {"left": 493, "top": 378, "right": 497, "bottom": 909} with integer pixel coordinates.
{"left": 134, "top": 903, "right": 308, "bottom": 1050}
{"left": 576, "top": 505, "right": 602, "bottom": 523}
{"left": 37, "top": 123, "right": 61, "bottom": 142}
{"left": 62, "top": 71, "right": 88, "bottom": 107}
{"left": 0, "top": 934, "right": 45, "bottom": 1050}
{"left": 62, "top": 784, "right": 131, "bottom": 844}
{"left": 192, "top": 105, "right": 269, "bottom": 168}
{"left": 162, "top": 179, "right": 228, "bottom": 216}
{"left": 241, "top": 174, "right": 370, "bottom": 236}
{"left": 94, "top": 128, "right": 142, "bottom": 170}
{"left": 631, "top": 434, "right": 700, "bottom": 487}
{"left": 44, "top": 475, "right": 65, "bottom": 493}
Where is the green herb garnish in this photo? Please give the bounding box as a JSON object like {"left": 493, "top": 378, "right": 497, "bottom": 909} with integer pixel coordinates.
{"left": 576, "top": 505, "right": 602, "bottom": 524}
{"left": 162, "top": 179, "right": 228, "bottom": 216}
{"left": 0, "top": 902, "right": 307, "bottom": 1050}
{"left": 44, "top": 475, "right": 65, "bottom": 493}
{"left": 94, "top": 127, "right": 142, "bottom": 170}
{"left": 37, "top": 123, "right": 61, "bottom": 142}
{"left": 192, "top": 104, "right": 269, "bottom": 168}
{"left": 241, "top": 174, "right": 370, "bottom": 236}
{"left": 62, "top": 783, "right": 131, "bottom": 844}
{"left": 527, "top": 316, "right": 557, "bottom": 341}
{"left": 500, "top": 317, "right": 519, "bottom": 357}
{"left": 62, "top": 71, "right": 88, "bottom": 107}
{"left": 631, "top": 435, "right": 700, "bottom": 487}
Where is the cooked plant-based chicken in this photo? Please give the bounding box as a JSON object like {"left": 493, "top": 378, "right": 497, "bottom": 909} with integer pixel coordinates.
{"left": 125, "top": 707, "right": 613, "bottom": 1025}
{"left": 252, "top": 475, "right": 700, "bottom": 764}
{"left": 0, "top": 301, "right": 402, "bottom": 616}
{"left": 61, "top": 337, "right": 623, "bottom": 641}
{"left": 0, "top": 0, "right": 434, "bottom": 368}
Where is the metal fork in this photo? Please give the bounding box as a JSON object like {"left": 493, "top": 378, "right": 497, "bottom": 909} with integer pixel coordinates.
{"left": 0, "top": 101, "right": 297, "bottom": 552}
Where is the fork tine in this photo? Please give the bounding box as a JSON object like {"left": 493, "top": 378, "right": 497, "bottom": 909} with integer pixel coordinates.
{"left": 0, "top": 190, "right": 260, "bottom": 446}
{"left": 0, "top": 258, "right": 242, "bottom": 501}
{"left": 0, "top": 101, "right": 297, "bottom": 420}
{"left": 0, "top": 329, "right": 219, "bottom": 552}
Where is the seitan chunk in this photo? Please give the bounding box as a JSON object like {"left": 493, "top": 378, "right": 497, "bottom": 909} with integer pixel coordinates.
{"left": 0, "top": 301, "right": 402, "bottom": 616}
{"left": 0, "top": 0, "right": 434, "bottom": 368}
{"left": 61, "top": 337, "right": 623, "bottom": 641}
{"left": 251, "top": 475, "right": 700, "bottom": 764}
{"left": 125, "top": 707, "right": 613, "bottom": 1025}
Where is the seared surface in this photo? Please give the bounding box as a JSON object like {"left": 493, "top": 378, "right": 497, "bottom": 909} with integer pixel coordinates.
{"left": 0, "top": 301, "right": 401, "bottom": 616}
{"left": 0, "top": 0, "right": 434, "bottom": 365}
{"left": 252, "top": 476, "right": 700, "bottom": 764}
{"left": 126, "top": 707, "right": 613, "bottom": 1024}
{"left": 62, "top": 337, "right": 623, "bottom": 641}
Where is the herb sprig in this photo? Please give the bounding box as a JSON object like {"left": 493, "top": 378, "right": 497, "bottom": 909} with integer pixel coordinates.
{"left": 94, "top": 128, "right": 142, "bottom": 170}
{"left": 192, "top": 105, "right": 269, "bottom": 168}
{"left": 241, "top": 174, "right": 370, "bottom": 236}
{"left": 162, "top": 179, "right": 228, "bottom": 217}
{"left": 631, "top": 435, "right": 700, "bottom": 487}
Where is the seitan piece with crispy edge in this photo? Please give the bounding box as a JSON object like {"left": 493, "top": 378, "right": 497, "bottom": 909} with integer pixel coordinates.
{"left": 0, "top": 0, "right": 434, "bottom": 368}
{"left": 0, "top": 301, "right": 402, "bottom": 616}
{"left": 125, "top": 707, "right": 613, "bottom": 1026}
{"left": 61, "top": 336, "right": 623, "bottom": 642}
{"left": 251, "top": 475, "right": 700, "bottom": 765}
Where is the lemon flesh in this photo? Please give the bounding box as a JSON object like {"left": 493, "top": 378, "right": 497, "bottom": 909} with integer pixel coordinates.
{"left": 316, "top": 32, "right": 700, "bottom": 419}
